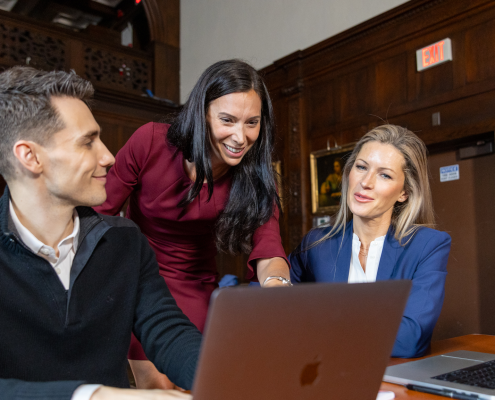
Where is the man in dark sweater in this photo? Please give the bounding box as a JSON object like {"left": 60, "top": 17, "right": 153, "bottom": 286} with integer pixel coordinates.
{"left": 0, "top": 67, "right": 202, "bottom": 400}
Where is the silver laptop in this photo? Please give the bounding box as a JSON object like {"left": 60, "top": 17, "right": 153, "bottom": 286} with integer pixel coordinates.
{"left": 384, "top": 350, "right": 495, "bottom": 399}
{"left": 193, "top": 280, "right": 411, "bottom": 400}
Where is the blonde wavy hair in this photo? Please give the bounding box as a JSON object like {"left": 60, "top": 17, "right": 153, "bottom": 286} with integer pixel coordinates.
{"left": 315, "top": 124, "right": 435, "bottom": 247}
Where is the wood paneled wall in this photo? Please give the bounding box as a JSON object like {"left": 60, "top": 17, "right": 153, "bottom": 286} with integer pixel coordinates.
{"left": 262, "top": 0, "right": 495, "bottom": 252}
{"left": 260, "top": 0, "right": 495, "bottom": 339}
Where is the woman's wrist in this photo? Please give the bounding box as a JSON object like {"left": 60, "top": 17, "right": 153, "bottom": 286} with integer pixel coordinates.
{"left": 262, "top": 276, "right": 293, "bottom": 287}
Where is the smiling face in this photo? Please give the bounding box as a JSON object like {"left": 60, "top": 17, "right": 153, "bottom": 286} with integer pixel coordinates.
{"left": 206, "top": 89, "right": 262, "bottom": 170}
{"left": 37, "top": 96, "right": 115, "bottom": 207}
{"left": 347, "top": 141, "right": 408, "bottom": 224}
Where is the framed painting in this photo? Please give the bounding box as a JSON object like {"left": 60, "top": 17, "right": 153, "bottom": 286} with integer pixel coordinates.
{"left": 310, "top": 143, "right": 356, "bottom": 214}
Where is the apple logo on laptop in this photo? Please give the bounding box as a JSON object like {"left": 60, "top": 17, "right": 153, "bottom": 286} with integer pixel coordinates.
{"left": 300, "top": 357, "right": 322, "bottom": 386}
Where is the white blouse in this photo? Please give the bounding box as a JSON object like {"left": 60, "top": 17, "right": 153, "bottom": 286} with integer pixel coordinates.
{"left": 348, "top": 233, "right": 386, "bottom": 283}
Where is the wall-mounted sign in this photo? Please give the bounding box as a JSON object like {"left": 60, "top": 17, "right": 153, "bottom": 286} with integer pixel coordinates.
{"left": 440, "top": 164, "right": 459, "bottom": 182}
{"left": 416, "top": 38, "right": 452, "bottom": 71}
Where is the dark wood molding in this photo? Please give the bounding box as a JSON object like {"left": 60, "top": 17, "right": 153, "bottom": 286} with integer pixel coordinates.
{"left": 143, "top": 0, "right": 179, "bottom": 47}
{"left": 142, "top": 0, "right": 180, "bottom": 103}
{"left": 281, "top": 78, "right": 304, "bottom": 97}
{"left": 93, "top": 87, "right": 179, "bottom": 115}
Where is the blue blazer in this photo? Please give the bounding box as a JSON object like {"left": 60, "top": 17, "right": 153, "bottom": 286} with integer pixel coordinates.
{"left": 289, "top": 221, "right": 451, "bottom": 358}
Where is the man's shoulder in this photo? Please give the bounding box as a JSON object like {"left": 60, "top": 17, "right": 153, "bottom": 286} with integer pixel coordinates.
{"left": 99, "top": 213, "right": 139, "bottom": 229}
{"left": 77, "top": 206, "right": 141, "bottom": 232}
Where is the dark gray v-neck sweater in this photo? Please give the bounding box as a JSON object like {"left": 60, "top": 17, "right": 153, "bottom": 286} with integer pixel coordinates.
{"left": 0, "top": 188, "right": 202, "bottom": 400}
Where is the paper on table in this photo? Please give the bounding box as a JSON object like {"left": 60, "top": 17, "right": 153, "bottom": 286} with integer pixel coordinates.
{"left": 377, "top": 390, "right": 395, "bottom": 400}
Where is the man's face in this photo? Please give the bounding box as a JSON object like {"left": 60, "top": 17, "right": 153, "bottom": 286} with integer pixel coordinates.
{"left": 38, "top": 96, "right": 115, "bottom": 207}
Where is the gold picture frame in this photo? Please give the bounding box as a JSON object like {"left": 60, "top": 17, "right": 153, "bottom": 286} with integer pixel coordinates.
{"left": 310, "top": 143, "right": 356, "bottom": 214}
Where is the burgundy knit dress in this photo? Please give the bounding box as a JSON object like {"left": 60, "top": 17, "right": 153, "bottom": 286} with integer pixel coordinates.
{"left": 95, "top": 122, "right": 288, "bottom": 359}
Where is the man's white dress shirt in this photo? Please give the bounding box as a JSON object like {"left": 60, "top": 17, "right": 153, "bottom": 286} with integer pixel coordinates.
{"left": 348, "top": 233, "right": 386, "bottom": 283}
{"left": 9, "top": 201, "right": 101, "bottom": 400}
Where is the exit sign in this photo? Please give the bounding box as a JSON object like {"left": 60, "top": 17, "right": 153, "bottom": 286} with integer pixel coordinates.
{"left": 416, "top": 38, "right": 452, "bottom": 71}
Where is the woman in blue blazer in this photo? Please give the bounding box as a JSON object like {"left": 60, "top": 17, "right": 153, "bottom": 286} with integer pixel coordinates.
{"left": 290, "top": 125, "right": 451, "bottom": 358}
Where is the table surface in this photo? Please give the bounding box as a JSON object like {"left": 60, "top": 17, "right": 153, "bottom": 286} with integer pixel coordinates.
{"left": 381, "top": 334, "right": 495, "bottom": 398}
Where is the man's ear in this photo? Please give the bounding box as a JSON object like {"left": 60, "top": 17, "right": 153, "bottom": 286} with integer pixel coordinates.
{"left": 12, "top": 141, "right": 43, "bottom": 174}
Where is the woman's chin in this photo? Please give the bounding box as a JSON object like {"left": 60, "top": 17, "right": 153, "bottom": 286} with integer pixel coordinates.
{"left": 221, "top": 156, "right": 244, "bottom": 167}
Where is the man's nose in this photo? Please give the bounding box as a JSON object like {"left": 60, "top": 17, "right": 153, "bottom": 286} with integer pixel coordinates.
{"left": 99, "top": 142, "right": 115, "bottom": 167}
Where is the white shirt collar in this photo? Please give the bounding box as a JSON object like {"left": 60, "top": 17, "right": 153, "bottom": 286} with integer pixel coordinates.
{"left": 9, "top": 200, "right": 80, "bottom": 256}
{"left": 348, "top": 233, "right": 386, "bottom": 283}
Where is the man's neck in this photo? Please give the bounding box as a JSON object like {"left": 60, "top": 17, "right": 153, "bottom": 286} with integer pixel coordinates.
{"left": 9, "top": 184, "right": 75, "bottom": 250}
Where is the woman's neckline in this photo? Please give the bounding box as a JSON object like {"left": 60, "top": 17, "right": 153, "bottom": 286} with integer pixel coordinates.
{"left": 180, "top": 153, "right": 231, "bottom": 186}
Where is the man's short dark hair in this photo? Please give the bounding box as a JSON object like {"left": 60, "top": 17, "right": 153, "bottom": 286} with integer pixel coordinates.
{"left": 0, "top": 66, "right": 94, "bottom": 180}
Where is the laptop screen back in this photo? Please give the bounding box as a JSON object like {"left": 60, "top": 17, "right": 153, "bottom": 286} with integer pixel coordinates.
{"left": 193, "top": 280, "right": 411, "bottom": 400}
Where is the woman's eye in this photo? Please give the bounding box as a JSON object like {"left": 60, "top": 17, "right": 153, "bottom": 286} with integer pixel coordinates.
{"left": 381, "top": 173, "right": 392, "bottom": 179}
{"left": 248, "top": 120, "right": 259, "bottom": 126}
{"left": 85, "top": 141, "right": 93, "bottom": 148}
{"left": 220, "top": 118, "right": 232, "bottom": 123}
{"left": 356, "top": 164, "right": 366, "bottom": 171}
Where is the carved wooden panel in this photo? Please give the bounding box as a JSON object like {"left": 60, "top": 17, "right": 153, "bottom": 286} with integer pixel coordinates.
{"left": 0, "top": 22, "right": 65, "bottom": 70}
{"left": 415, "top": 59, "right": 454, "bottom": 100}
{"left": 374, "top": 53, "right": 408, "bottom": 111}
{"left": 0, "top": 14, "right": 156, "bottom": 99}
{"left": 288, "top": 99, "right": 301, "bottom": 159}
{"left": 84, "top": 47, "right": 151, "bottom": 94}
{"left": 288, "top": 98, "right": 303, "bottom": 250}
{"left": 465, "top": 19, "right": 495, "bottom": 84}
{"left": 93, "top": 110, "right": 152, "bottom": 156}
{"left": 339, "top": 67, "right": 369, "bottom": 122}
{"left": 307, "top": 77, "right": 336, "bottom": 137}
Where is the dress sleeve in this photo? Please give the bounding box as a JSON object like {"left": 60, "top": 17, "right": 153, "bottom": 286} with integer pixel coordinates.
{"left": 246, "top": 205, "right": 289, "bottom": 280}
{"left": 94, "top": 122, "right": 155, "bottom": 216}
{"left": 392, "top": 230, "right": 451, "bottom": 358}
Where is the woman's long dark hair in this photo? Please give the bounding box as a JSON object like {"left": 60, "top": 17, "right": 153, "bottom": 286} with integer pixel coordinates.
{"left": 168, "top": 59, "right": 280, "bottom": 255}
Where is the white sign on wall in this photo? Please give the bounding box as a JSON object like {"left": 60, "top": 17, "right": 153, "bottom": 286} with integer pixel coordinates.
{"left": 440, "top": 165, "right": 459, "bottom": 182}
{"left": 416, "top": 38, "right": 453, "bottom": 72}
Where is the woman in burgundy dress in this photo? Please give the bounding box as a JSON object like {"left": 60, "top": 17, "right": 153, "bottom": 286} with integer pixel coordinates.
{"left": 95, "top": 59, "right": 290, "bottom": 389}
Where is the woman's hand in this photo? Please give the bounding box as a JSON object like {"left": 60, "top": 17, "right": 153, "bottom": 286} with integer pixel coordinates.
{"left": 91, "top": 386, "right": 192, "bottom": 399}
{"left": 257, "top": 257, "right": 291, "bottom": 287}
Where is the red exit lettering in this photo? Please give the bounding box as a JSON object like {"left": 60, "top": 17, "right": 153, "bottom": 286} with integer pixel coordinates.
{"left": 421, "top": 40, "right": 445, "bottom": 68}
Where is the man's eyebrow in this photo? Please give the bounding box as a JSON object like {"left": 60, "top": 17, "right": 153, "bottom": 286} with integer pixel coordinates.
{"left": 79, "top": 130, "right": 100, "bottom": 141}
{"left": 87, "top": 129, "right": 100, "bottom": 137}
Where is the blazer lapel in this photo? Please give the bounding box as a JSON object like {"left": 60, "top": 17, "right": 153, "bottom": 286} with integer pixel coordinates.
{"left": 376, "top": 227, "right": 404, "bottom": 281}
{"left": 334, "top": 221, "right": 353, "bottom": 282}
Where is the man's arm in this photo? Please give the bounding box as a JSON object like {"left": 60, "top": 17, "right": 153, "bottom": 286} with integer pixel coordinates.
{"left": 90, "top": 387, "right": 191, "bottom": 399}
{"left": 0, "top": 377, "right": 193, "bottom": 400}
{"left": 132, "top": 234, "right": 202, "bottom": 390}
{"left": 0, "top": 377, "right": 83, "bottom": 400}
